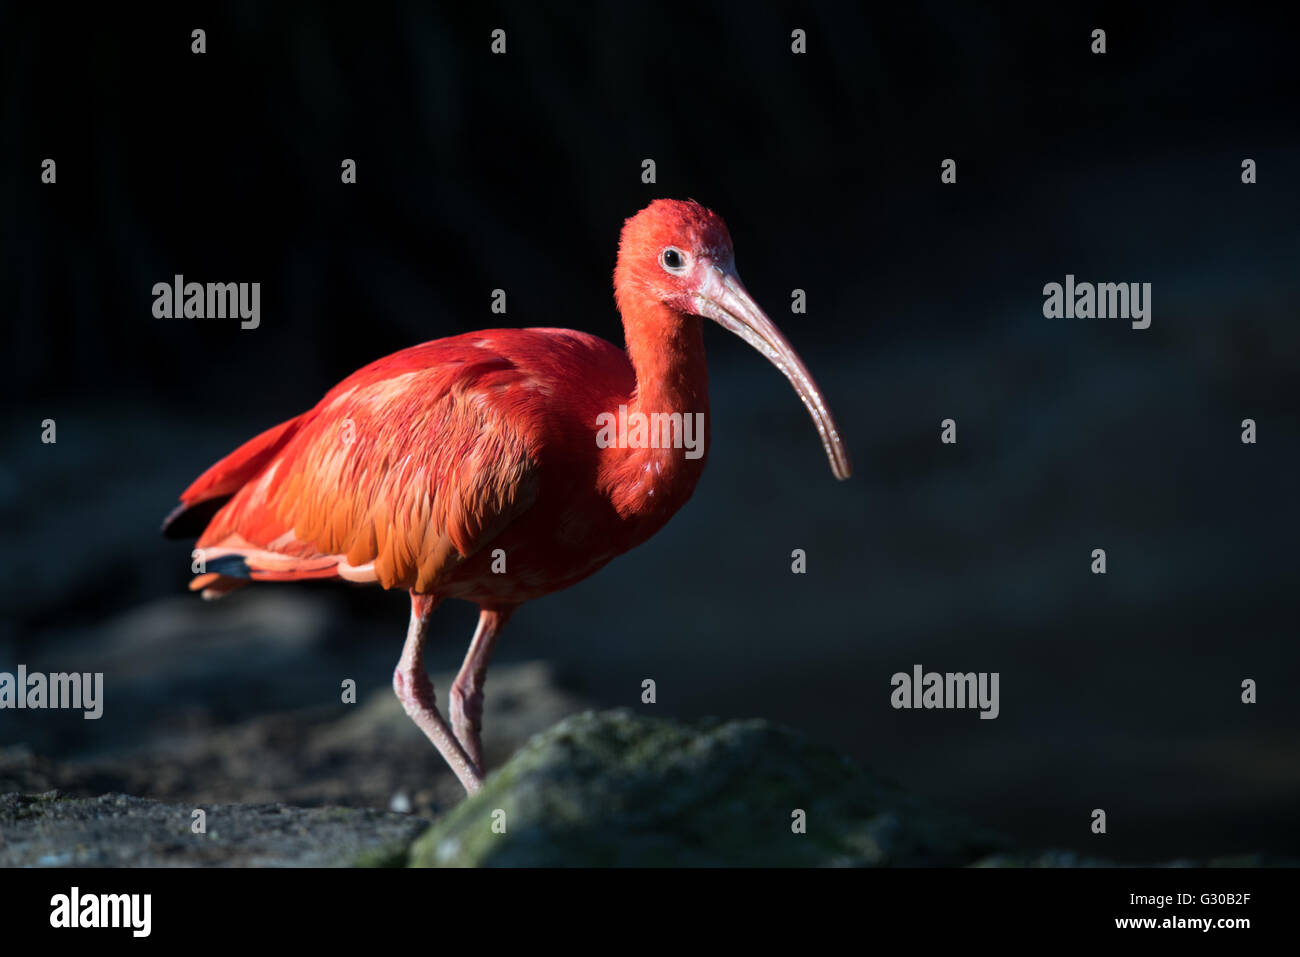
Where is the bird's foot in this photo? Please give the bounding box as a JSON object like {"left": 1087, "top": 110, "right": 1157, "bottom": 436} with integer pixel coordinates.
{"left": 393, "top": 665, "right": 483, "bottom": 795}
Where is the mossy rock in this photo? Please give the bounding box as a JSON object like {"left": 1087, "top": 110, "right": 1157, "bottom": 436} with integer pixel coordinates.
{"left": 410, "top": 709, "right": 1007, "bottom": 867}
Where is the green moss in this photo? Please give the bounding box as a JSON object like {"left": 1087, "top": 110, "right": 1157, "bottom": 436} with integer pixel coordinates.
{"left": 352, "top": 840, "right": 414, "bottom": 868}
{"left": 408, "top": 709, "right": 1006, "bottom": 867}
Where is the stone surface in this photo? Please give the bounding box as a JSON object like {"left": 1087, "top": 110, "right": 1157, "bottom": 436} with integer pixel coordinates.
{"left": 5, "top": 710, "right": 1290, "bottom": 867}
{"left": 0, "top": 660, "right": 587, "bottom": 819}
{"left": 411, "top": 708, "right": 1008, "bottom": 867}
{"left": 0, "top": 791, "right": 425, "bottom": 867}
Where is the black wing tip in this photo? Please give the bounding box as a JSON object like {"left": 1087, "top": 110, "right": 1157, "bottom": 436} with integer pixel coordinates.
{"left": 160, "top": 496, "right": 231, "bottom": 540}
{"left": 205, "top": 554, "right": 252, "bottom": 578}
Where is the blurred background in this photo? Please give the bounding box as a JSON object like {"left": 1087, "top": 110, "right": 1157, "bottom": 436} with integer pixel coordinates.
{"left": 2, "top": 2, "right": 1297, "bottom": 861}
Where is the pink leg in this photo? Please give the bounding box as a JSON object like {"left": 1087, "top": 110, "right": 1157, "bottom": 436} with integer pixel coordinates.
{"left": 449, "top": 605, "right": 514, "bottom": 776}
{"left": 392, "top": 592, "right": 482, "bottom": 795}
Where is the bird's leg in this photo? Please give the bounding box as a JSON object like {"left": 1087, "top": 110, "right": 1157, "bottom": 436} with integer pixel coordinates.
{"left": 449, "top": 606, "right": 514, "bottom": 776}
{"left": 393, "top": 592, "right": 483, "bottom": 795}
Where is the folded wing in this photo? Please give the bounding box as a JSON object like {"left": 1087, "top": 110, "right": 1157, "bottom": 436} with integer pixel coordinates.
{"left": 177, "top": 340, "right": 544, "bottom": 596}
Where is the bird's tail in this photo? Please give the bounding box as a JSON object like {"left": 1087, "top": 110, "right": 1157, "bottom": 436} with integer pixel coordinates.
{"left": 187, "top": 542, "right": 343, "bottom": 599}
{"left": 163, "top": 412, "right": 312, "bottom": 599}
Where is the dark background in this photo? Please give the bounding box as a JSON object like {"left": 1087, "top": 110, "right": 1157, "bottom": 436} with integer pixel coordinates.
{"left": 3, "top": 2, "right": 1297, "bottom": 860}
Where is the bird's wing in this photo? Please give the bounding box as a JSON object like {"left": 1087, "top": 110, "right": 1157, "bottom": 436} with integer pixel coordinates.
{"left": 192, "top": 342, "right": 544, "bottom": 593}
{"left": 162, "top": 414, "right": 307, "bottom": 539}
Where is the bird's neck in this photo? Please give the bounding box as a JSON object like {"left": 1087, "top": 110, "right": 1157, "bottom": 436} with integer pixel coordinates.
{"left": 625, "top": 306, "right": 709, "bottom": 420}
{"left": 602, "top": 304, "right": 711, "bottom": 523}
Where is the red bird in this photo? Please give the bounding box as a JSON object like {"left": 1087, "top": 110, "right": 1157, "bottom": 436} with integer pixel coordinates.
{"left": 163, "top": 200, "right": 850, "bottom": 794}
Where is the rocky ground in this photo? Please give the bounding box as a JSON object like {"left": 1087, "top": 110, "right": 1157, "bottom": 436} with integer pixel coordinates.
{"left": 0, "top": 657, "right": 587, "bottom": 824}
{"left": 0, "top": 792, "right": 425, "bottom": 867}
{"left": 4, "top": 707, "right": 1293, "bottom": 867}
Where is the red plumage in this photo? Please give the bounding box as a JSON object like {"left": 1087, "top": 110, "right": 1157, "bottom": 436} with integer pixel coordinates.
{"left": 165, "top": 199, "right": 850, "bottom": 793}
{"left": 181, "top": 328, "right": 656, "bottom": 601}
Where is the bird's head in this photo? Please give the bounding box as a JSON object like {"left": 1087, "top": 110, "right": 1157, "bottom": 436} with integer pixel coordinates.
{"left": 615, "top": 198, "right": 851, "bottom": 481}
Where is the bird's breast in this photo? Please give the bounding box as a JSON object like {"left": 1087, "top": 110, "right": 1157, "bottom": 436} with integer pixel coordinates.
{"left": 436, "top": 434, "right": 709, "bottom": 606}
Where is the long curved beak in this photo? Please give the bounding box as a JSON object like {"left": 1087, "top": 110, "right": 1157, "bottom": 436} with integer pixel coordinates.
{"left": 694, "top": 265, "right": 851, "bottom": 480}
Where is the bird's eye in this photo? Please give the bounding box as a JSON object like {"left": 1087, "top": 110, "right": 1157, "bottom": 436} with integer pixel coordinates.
{"left": 660, "top": 247, "right": 687, "bottom": 273}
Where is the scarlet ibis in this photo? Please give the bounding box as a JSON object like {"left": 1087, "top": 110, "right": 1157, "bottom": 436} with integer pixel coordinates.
{"left": 163, "top": 199, "right": 851, "bottom": 795}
